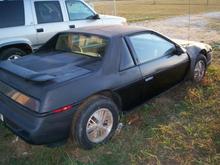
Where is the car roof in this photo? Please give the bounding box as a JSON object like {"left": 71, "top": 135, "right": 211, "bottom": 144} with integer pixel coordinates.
{"left": 66, "top": 25, "right": 149, "bottom": 38}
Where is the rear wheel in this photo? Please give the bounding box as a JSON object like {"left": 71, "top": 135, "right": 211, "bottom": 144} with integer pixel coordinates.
{"left": 192, "top": 55, "right": 207, "bottom": 83}
{"left": 0, "top": 48, "right": 26, "bottom": 60}
{"left": 71, "top": 95, "right": 119, "bottom": 149}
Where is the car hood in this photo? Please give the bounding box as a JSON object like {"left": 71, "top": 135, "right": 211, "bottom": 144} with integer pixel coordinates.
{"left": 99, "top": 14, "right": 127, "bottom": 25}
{"left": 173, "top": 39, "right": 212, "bottom": 52}
{"left": 0, "top": 52, "right": 100, "bottom": 83}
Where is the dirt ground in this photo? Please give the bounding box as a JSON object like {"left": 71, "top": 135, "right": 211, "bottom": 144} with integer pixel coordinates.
{"left": 130, "top": 11, "right": 220, "bottom": 44}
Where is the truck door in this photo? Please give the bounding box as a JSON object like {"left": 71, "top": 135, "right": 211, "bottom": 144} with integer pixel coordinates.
{"left": 32, "top": 0, "right": 69, "bottom": 47}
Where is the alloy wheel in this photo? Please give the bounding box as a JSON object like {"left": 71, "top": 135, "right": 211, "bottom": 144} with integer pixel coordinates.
{"left": 86, "top": 108, "right": 113, "bottom": 143}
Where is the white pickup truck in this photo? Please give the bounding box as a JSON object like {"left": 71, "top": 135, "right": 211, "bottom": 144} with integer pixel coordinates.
{"left": 0, "top": 0, "right": 126, "bottom": 60}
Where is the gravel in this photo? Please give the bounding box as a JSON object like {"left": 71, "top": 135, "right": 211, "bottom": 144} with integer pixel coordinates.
{"left": 130, "top": 12, "right": 220, "bottom": 43}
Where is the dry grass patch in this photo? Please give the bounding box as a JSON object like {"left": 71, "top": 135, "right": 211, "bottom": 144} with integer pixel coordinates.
{"left": 92, "top": 0, "right": 220, "bottom": 22}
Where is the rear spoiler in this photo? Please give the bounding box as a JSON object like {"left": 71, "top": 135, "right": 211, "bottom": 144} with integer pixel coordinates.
{"left": 0, "top": 61, "right": 55, "bottom": 82}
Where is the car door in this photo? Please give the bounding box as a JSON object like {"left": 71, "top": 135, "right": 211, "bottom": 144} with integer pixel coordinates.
{"left": 127, "top": 32, "right": 189, "bottom": 100}
{"left": 64, "top": 0, "right": 103, "bottom": 28}
{"left": 32, "top": 0, "right": 69, "bottom": 47}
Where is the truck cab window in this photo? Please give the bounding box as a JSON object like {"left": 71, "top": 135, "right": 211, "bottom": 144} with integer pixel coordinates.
{"left": 0, "top": 0, "right": 25, "bottom": 28}
{"left": 65, "top": 1, "right": 95, "bottom": 21}
{"left": 35, "top": 1, "right": 63, "bottom": 24}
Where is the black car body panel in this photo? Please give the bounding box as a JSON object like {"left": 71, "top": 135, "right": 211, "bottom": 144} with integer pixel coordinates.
{"left": 0, "top": 93, "right": 74, "bottom": 144}
{"left": 173, "top": 39, "right": 212, "bottom": 79}
{"left": 0, "top": 26, "right": 212, "bottom": 145}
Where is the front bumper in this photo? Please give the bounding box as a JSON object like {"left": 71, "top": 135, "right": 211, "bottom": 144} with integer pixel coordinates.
{"left": 0, "top": 93, "right": 75, "bottom": 145}
{"left": 206, "top": 51, "right": 212, "bottom": 66}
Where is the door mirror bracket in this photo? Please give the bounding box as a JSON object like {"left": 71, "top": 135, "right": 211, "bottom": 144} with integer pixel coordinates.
{"left": 175, "top": 46, "right": 184, "bottom": 55}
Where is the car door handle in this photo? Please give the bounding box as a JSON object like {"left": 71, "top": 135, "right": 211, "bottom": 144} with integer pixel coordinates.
{"left": 36, "top": 28, "right": 44, "bottom": 33}
{"left": 69, "top": 25, "right": 75, "bottom": 29}
{"left": 144, "top": 76, "right": 154, "bottom": 82}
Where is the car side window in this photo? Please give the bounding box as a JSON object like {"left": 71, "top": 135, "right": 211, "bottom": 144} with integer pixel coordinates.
{"left": 120, "top": 39, "right": 135, "bottom": 71}
{"left": 35, "top": 1, "right": 63, "bottom": 24}
{"left": 0, "top": 0, "right": 25, "bottom": 28}
{"left": 65, "top": 1, "right": 95, "bottom": 21}
{"left": 129, "top": 33, "right": 175, "bottom": 64}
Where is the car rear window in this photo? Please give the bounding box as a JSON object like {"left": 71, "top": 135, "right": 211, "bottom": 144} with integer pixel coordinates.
{"left": 55, "top": 33, "right": 108, "bottom": 58}
{"left": 0, "top": 0, "right": 25, "bottom": 28}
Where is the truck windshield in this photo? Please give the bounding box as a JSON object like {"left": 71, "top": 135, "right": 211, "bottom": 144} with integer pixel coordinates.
{"left": 55, "top": 33, "right": 108, "bottom": 58}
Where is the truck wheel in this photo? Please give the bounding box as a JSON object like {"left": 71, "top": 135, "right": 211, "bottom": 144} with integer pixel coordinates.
{"left": 72, "top": 95, "right": 119, "bottom": 149}
{"left": 192, "top": 54, "right": 207, "bottom": 83}
{"left": 0, "top": 48, "right": 26, "bottom": 60}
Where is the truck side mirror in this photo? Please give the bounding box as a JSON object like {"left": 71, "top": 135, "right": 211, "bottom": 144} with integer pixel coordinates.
{"left": 92, "top": 14, "right": 100, "bottom": 20}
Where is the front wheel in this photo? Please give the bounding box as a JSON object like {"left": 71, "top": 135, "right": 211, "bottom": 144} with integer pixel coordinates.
{"left": 0, "top": 48, "right": 26, "bottom": 60}
{"left": 72, "top": 95, "right": 119, "bottom": 149}
{"left": 192, "top": 55, "right": 207, "bottom": 83}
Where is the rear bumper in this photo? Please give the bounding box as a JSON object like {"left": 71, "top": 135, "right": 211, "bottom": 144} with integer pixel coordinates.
{"left": 0, "top": 94, "right": 75, "bottom": 145}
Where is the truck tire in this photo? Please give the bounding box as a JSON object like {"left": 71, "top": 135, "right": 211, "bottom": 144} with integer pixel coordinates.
{"left": 0, "top": 48, "right": 26, "bottom": 60}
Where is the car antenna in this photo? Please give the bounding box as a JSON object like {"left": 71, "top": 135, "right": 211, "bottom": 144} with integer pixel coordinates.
{"left": 188, "top": 0, "right": 191, "bottom": 45}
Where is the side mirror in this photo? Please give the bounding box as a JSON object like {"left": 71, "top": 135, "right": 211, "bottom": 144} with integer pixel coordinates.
{"left": 175, "top": 45, "right": 184, "bottom": 55}
{"left": 92, "top": 14, "right": 100, "bottom": 20}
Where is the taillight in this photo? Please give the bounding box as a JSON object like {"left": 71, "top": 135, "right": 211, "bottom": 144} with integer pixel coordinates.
{"left": 0, "top": 81, "right": 40, "bottom": 111}
{"left": 53, "top": 105, "right": 73, "bottom": 113}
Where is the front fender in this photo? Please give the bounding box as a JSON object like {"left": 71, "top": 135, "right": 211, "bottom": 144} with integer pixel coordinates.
{"left": 0, "top": 38, "right": 33, "bottom": 50}
{"left": 185, "top": 45, "right": 205, "bottom": 80}
{"left": 173, "top": 40, "right": 212, "bottom": 76}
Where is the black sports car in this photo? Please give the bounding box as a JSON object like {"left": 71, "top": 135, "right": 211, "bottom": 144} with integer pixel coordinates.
{"left": 0, "top": 26, "right": 212, "bottom": 149}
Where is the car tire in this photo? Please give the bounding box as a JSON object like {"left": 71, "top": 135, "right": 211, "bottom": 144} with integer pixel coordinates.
{"left": 71, "top": 95, "right": 119, "bottom": 149}
{"left": 192, "top": 54, "right": 207, "bottom": 83}
{"left": 0, "top": 48, "right": 26, "bottom": 60}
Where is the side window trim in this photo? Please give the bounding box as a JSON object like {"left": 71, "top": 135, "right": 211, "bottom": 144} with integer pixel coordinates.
{"left": 123, "top": 38, "right": 137, "bottom": 66}
{"left": 126, "top": 31, "right": 176, "bottom": 65}
{"left": 124, "top": 35, "right": 140, "bottom": 65}
{"left": 119, "top": 38, "right": 136, "bottom": 72}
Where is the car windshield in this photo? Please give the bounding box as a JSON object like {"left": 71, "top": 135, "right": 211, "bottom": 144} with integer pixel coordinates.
{"left": 55, "top": 33, "right": 108, "bottom": 58}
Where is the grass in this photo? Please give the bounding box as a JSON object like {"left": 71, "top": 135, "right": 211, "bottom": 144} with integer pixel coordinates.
{"left": 90, "top": 0, "right": 220, "bottom": 22}
{"left": 1, "top": 1, "right": 220, "bottom": 164}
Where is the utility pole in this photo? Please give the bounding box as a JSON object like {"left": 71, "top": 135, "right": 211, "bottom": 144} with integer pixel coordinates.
{"left": 188, "top": 0, "right": 191, "bottom": 41}
{"left": 113, "top": 0, "right": 117, "bottom": 15}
